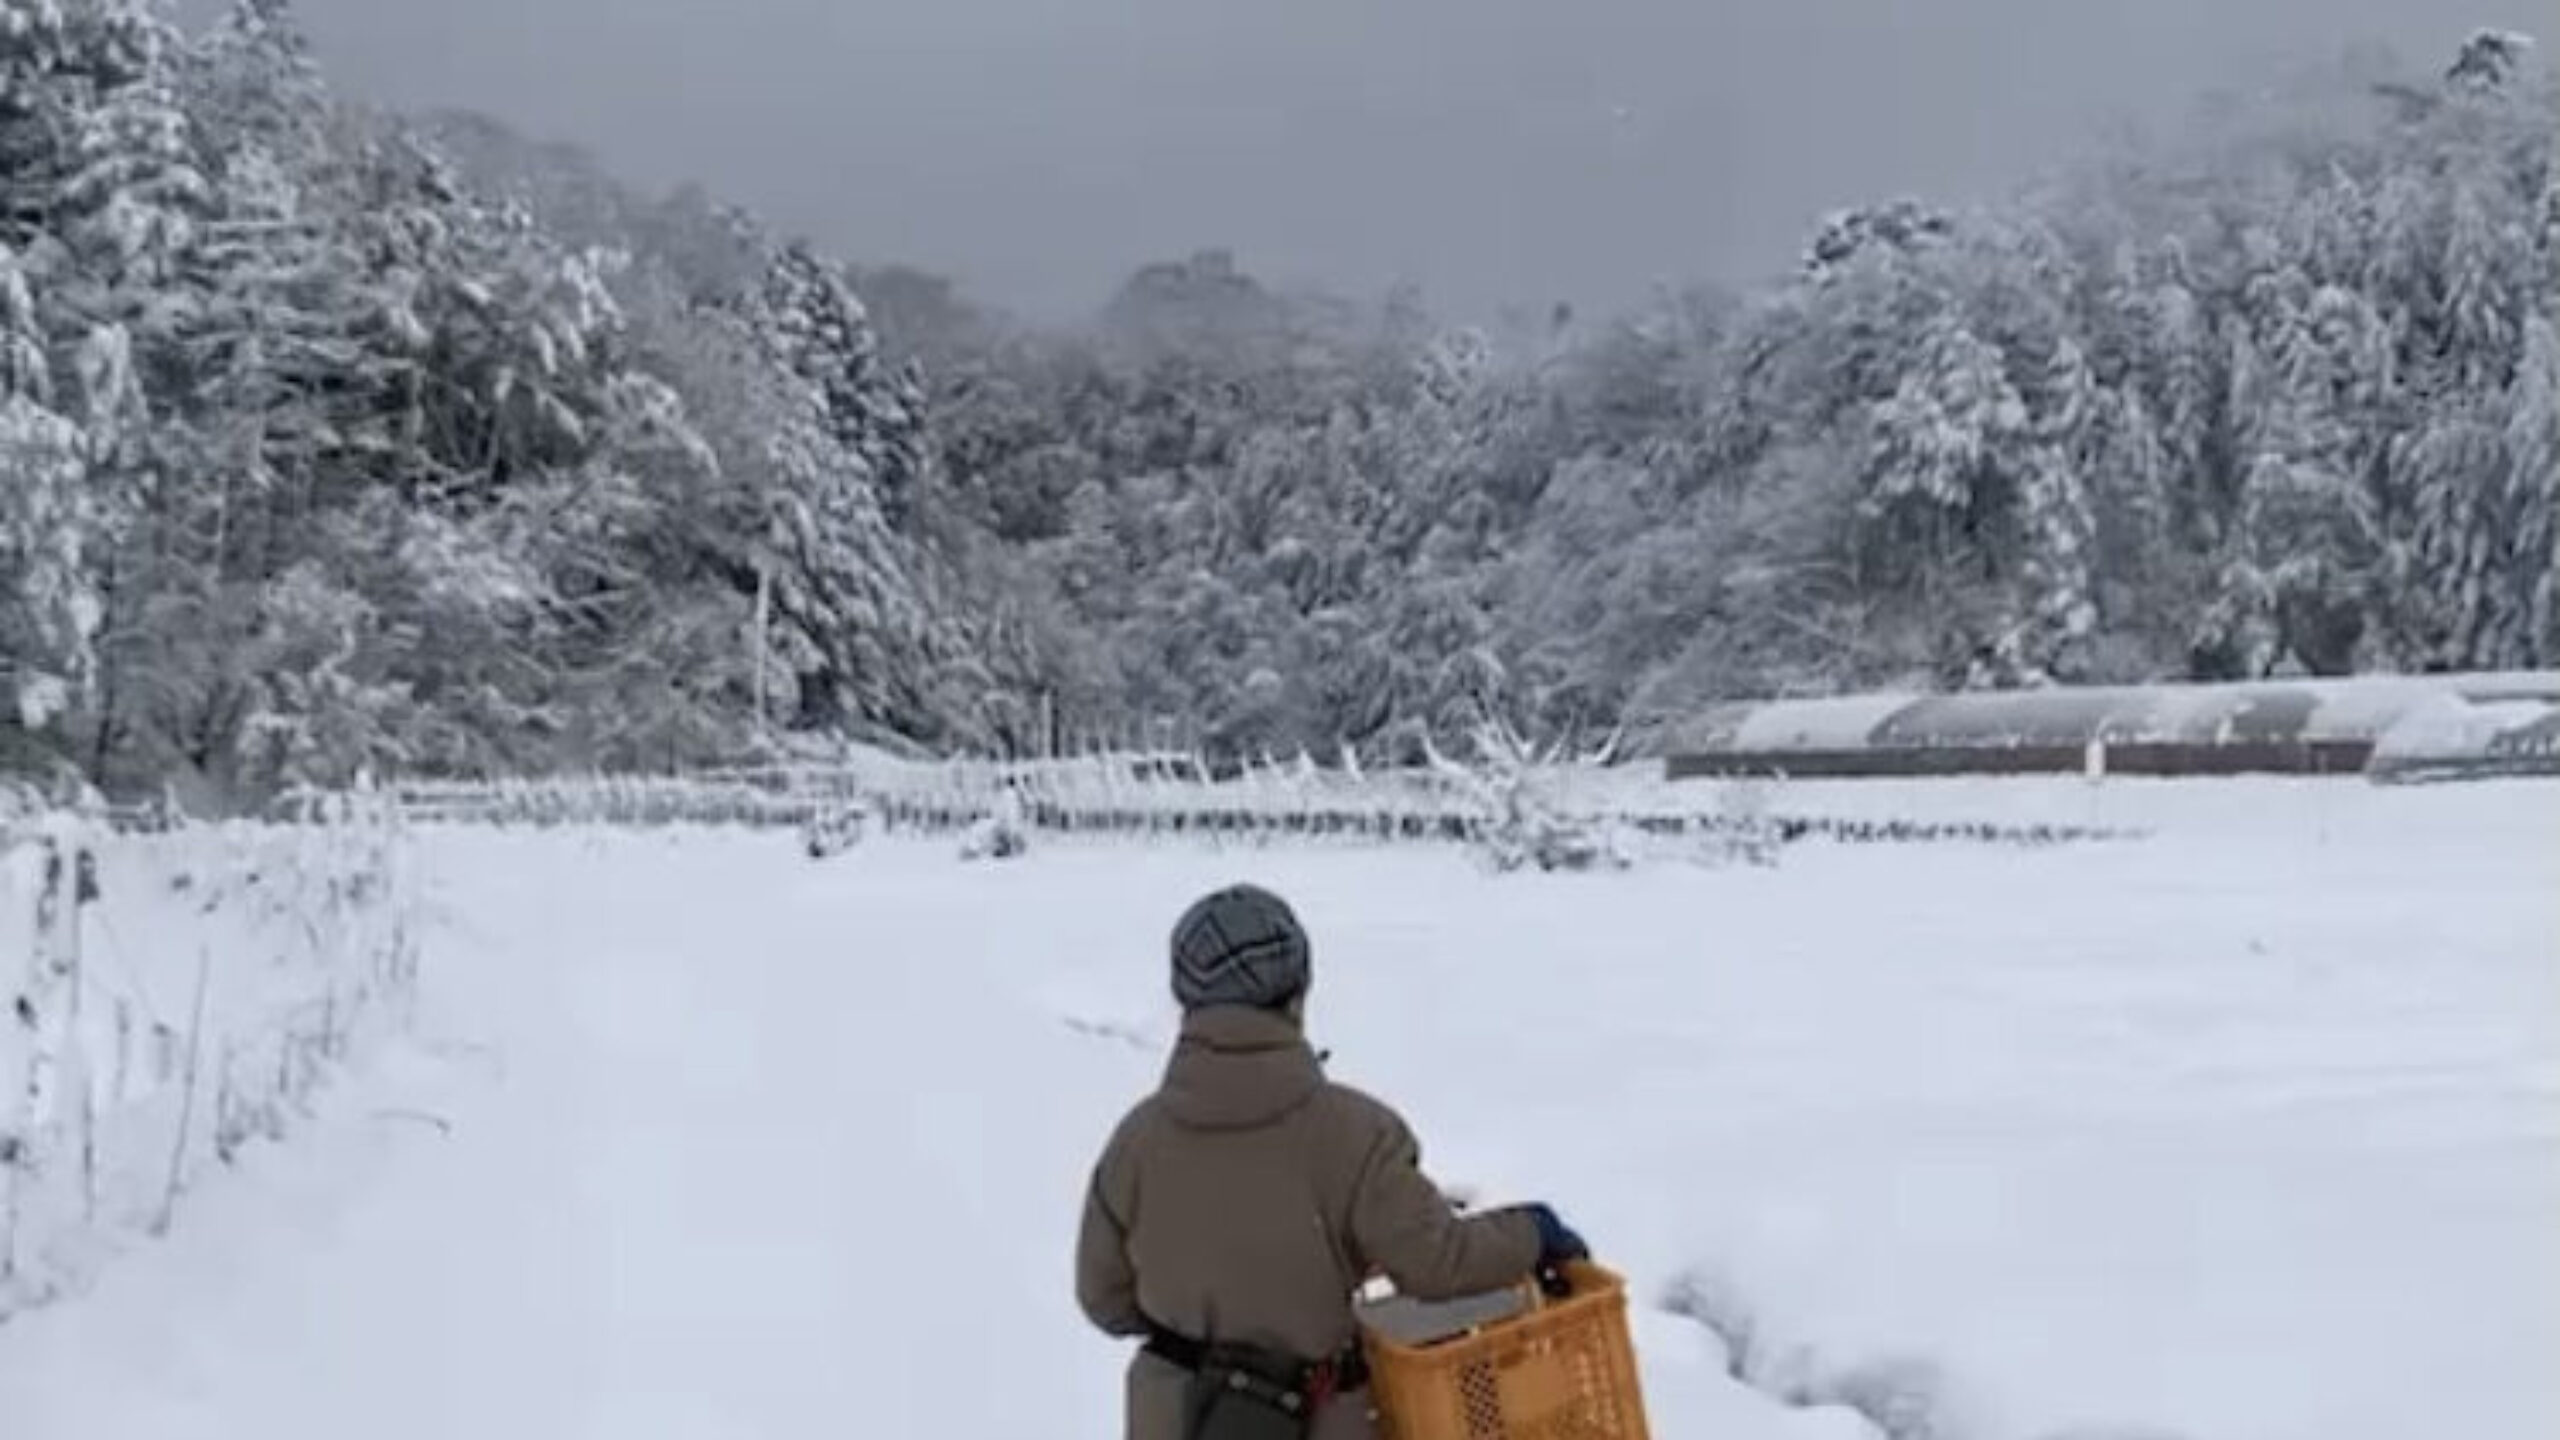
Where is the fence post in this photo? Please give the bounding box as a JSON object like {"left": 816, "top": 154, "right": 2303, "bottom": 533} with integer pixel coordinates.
{"left": 4, "top": 839, "right": 68, "bottom": 1283}
{"left": 69, "top": 846, "right": 94, "bottom": 1224}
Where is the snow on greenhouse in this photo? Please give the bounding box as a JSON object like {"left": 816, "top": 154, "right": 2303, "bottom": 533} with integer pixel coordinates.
{"left": 1658, "top": 671, "right": 2560, "bottom": 781}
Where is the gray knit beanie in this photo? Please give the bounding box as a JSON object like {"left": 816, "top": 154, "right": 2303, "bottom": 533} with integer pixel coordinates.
{"left": 1170, "top": 884, "right": 1311, "bottom": 1011}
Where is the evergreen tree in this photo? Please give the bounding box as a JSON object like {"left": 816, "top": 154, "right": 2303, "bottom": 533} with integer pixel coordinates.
{"left": 0, "top": 245, "right": 94, "bottom": 738}
{"left": 2505, "top": 316, "right": 2560, "bottom": 660}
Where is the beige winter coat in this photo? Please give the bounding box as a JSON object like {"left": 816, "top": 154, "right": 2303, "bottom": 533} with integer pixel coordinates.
{"left": 1076, "top": 1005, "right": 1542, "bottom": 1440}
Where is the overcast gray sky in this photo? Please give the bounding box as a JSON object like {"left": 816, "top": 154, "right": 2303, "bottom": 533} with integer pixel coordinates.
{"left": 272, "top": 0, "right": 2537, "bottom": 323}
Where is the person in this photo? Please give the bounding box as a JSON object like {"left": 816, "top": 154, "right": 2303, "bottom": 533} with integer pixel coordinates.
{"left": 1075, "top": 883, "right": 1589, "bottom": 1440}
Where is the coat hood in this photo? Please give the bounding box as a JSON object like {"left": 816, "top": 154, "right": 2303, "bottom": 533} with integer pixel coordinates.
{"left": 1157, "top": 1005, "right": 1323, "bottom": 1131}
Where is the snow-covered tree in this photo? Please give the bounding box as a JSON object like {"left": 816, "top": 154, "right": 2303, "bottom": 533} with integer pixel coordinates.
{"left": 0, "top": 294, "right": 96, "bottom": 734}
{"left": 760, "top": 243, "right": 927, "bottom": 529}
{"left": 2505, "top": 316, "right": 2560, "bottom": 660}
{"left": 5, "top": 12, "right": 2554, "bottom": 794}
{"left": 2448, "top": 30, "right": 2534, "bottom": 90}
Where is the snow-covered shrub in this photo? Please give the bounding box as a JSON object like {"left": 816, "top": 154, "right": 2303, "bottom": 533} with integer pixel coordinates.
{"left": 801, "top": 797, "right": 872, "bottom": 858}
{"left": 958, "top": 817, "right": 1029, "bottom": 861}
{"left": 0, "top": 795, "right": 419, "bottom": 1315}
{"left": 1686, "top": 779, "right": 1784, "bottom": 868}
{"left": 1435, "top": 721, "right": 1633, "bottom": 874}
{"left": 957, "top": 787, "right": 1030, "bottom": 862}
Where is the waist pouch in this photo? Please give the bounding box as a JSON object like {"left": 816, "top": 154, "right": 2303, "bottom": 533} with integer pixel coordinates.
{"left": 1181, "top": 1351, "right": 1315, "bottom": 1440}
{"left": 1148, "top": 1328, "right": 1366, "bottom": 1440}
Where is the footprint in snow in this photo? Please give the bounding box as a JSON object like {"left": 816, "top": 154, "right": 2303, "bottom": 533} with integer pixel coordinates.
{"left": 1655, "top": 1267, "right": 2188, "bottom": 1440}
{"left": 1063, "top": 1015, "right": 1159, "bottom": 1052}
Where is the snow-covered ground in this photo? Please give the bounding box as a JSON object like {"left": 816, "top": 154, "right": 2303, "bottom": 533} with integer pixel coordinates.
{"left": 1, "top": 779, "right": 2553, "bottom": 1440}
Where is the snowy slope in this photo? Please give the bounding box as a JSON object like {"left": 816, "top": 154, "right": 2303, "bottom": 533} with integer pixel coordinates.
{"left": 0, "top": 780, "right": 2553, "bottom": 1440}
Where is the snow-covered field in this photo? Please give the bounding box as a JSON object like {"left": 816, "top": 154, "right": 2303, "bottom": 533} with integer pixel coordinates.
{"left": 0, "top": 779, "right": 2553, "bottom": 1440}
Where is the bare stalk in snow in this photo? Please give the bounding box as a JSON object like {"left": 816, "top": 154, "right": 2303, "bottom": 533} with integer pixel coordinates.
{"left": 155, "top": 944, "right": 215, "bottom": 1239}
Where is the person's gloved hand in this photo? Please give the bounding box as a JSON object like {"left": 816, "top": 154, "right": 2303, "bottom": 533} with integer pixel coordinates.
{"left": 1523, "top": 1203, "right": 1589, "bottom": 1268}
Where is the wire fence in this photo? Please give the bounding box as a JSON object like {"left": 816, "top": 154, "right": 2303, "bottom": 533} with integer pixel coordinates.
{"left": 379, "top": 752, "right": 2126, "bottom": 855}
{"left": 0, "top": 795, "right": 420, "bottom": 1315}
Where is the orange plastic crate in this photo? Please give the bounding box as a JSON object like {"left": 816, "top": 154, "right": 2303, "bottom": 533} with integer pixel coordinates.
{"left": 1360, "top": 1261, "right": 1652, "bottom": 1440}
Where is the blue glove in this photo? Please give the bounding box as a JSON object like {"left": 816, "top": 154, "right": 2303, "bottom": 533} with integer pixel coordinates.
{"left": 1524, "top": 1203, "right": 1589, "bottom": 1268}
